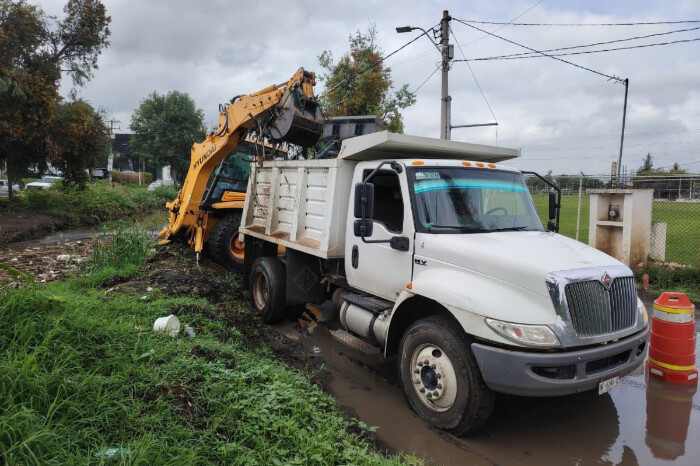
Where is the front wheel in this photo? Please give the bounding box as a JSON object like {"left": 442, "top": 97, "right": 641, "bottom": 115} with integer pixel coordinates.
{"left": 398, "top": 316, "right": 495, "bottom": 435}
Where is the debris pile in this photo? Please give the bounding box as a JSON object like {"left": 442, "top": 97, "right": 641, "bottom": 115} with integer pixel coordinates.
{"left": 0, "top": 240, "right": 92, "bottom": 285}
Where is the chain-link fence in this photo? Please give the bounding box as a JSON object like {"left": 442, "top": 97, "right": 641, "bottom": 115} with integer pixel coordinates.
{"left": 525, "top": 174, "right": 700, "bottom": 268}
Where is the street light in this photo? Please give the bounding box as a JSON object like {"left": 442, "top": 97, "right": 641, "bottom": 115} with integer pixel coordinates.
{"left": 397, "top": 11, "right": 452, "bottom": 139}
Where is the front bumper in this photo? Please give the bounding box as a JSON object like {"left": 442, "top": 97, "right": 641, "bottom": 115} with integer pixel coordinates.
{"left": 471, "top": 325, "right": 649, "bottom": 397}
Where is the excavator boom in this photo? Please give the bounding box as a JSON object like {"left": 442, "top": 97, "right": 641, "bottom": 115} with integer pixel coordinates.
{"left": 158, "top": 68, "right": 323, "bottom": 254}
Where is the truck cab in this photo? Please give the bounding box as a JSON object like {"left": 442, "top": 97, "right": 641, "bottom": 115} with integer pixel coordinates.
{"left": 240, "top": 131, "right": 649, "bottom": 435}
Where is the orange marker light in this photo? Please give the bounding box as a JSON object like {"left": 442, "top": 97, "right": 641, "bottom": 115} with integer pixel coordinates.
{"left": 488, "top": 163, "right": 497, "bottom": 168}
{"left": 462, "top": 161, "right": 472, "bottom": 166}
{"left": 406, "top": 282, "right": 413, "bottom": 290}
{"left": 476, "top": 162, "right": 485, "bottom": 167}
{"left": 412, "top": 161, "right": 424, "bottom": 166}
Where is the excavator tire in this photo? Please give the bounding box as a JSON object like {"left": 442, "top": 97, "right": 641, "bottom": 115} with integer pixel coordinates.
{"left": 208, "top": 211, "right": 245, "bottom": 272}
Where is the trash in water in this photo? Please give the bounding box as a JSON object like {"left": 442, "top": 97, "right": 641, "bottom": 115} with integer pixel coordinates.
{"left": 94, "top": 446, "right": 128, "bottom": 459}
{"left": 185, "top": 326, "right": 196, "bottom": 338}
{"left": 153, "top": 314, "right": 180, "bottom": 337}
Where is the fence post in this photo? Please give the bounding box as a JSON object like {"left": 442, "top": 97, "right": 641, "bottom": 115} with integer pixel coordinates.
{"left": 576, "top": 174, "right": 583, "bottom": 241}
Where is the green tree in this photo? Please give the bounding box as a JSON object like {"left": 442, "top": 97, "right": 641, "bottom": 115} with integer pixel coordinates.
{"left": 50, "top": 99, "right": 110, "bottom": 189}
{"left": 318, "top": 26, "right": 416, "bottom": 133}
{"left": 638, "top": 153, "right": 654, "bottom": 173}
{"left": 0, "top": 0, "right": 110, "bottom": 198}
{"left": 129, "top": 91, "right": 206, "bottom": 185}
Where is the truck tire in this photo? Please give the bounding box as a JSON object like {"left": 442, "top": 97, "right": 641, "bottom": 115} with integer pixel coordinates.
{"left": 208, "top": 211, "right": 245, "bottom": 272}
{"left": 398, "top": 316, "right": 495, "bottom": 435}
{"left": 249, "top": 257, "right": 286, "bottom": 323}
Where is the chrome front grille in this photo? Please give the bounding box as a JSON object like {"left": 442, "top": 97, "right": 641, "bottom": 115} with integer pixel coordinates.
{"left": 564, "top": 277, "right": 637, "bottom": 338}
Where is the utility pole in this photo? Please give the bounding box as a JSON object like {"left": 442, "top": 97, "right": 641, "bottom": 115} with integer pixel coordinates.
{"left": 616, "top": 79, "right": 629, "bottom": 180}
{"left": 440, "top": 10, "right": 451, "bottom": 140}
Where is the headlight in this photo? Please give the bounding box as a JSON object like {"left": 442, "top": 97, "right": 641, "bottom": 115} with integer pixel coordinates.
{"left": 486, "top": 318, "right": 561, "bottom": 347}
{"left": 639, "top": 299, "right": 649, "bottom": 327}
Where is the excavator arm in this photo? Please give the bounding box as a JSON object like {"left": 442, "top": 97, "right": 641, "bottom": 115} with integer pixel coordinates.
{"left": 157, "top": 68, "right": 323, "bottom": 254}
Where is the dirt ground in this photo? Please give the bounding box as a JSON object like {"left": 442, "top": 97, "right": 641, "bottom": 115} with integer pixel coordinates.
{"left": 0, "top": 210, "right": 67, "bottom": 246}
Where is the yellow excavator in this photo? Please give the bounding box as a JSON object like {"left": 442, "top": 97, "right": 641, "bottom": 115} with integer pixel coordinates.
{"left": 158, "top": 68, "right": 324, "bottom": 270}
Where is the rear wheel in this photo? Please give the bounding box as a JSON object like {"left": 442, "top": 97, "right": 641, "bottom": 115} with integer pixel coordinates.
{"left": 208, "top": 211, "right": 245, "bottom": 272}
{"left": 248, "top": 257, "right": 286, "bottom": 323}
{"left": 398, "top": 316, "right": 495, "bottom": 435}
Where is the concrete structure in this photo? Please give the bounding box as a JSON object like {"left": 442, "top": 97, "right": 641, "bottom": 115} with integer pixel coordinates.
{"left": 588, "top": 189, "right": 653, "bottom": 270}
{"left": 649, "top": 222, "right": 667, "bottom": 262}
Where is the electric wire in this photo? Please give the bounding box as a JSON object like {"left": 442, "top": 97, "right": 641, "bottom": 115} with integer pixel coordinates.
{"left": 454, "top": 18, "right": 623, "bottom": 82}
{"left": 458, "top": 37, "right": 700, "bottom": 61}
{"left": 319, "top": 23, "right": 440, "bottom": 102}
{"left": 458, "top": 20, "right": 700, "bottom": 26}
{"left": 412, "top": 64, "right": 440, "bottom": 93}
{"left": 465, "top": 25, "right": 700, "bottom": 60}
{"left": 461, "top": 0, "right": 544, "bottom": 47}
{"left": 451, "top": 28, "right": 498, "bottom": 122}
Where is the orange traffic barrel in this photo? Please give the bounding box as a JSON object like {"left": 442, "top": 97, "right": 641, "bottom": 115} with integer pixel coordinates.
{"left": 646, "top": 292, "right": 697, "bottom": 385}
{"left": 645, "top": 376, "right": 697, "bottom": 460}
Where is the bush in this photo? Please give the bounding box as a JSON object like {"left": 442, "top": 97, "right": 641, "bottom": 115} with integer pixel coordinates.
{"left": 17, "top": 183, "right": 177, "bottom": 226}
{"left": 111, "top": 171, "right": 153, "bottom": 185}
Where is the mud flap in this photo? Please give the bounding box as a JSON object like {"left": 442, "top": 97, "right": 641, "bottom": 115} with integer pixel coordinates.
{"left": 286, "top": 249, "right": 325, "bottom": 305}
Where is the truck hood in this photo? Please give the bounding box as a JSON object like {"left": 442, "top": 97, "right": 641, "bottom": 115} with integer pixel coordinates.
{"left": 415, "top": 231, "right": 626, "bottom": 297}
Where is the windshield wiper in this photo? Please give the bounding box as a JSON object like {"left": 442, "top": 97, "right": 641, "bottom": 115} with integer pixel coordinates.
{"left": 427, "top": 225, "right": 490, "bottom": 232}
{"left": 427, "top": 225, "right": 530, "bottom": 233}
{"left": 489, "top": 226, "right": 529, "bottom": 232}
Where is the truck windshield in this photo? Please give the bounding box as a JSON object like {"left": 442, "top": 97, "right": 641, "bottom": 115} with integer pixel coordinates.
{"left": 409, "top": 168, "right": 543, "bottom": 233}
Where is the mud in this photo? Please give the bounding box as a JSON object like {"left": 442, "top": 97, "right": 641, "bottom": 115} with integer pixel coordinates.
{"left": 0, "top": 211, "right": 67, "bottom": 245}
{"left": 270, "top": 310, "right": 700, "bottom": 466}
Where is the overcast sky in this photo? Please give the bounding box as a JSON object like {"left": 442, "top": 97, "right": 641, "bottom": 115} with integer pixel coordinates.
{"left": 36, "top": 0, "right": 700, "bottom": 176}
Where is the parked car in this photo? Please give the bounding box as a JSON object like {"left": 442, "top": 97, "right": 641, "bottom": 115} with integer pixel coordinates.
{"left": 0, "top": 179, "right": 20, "bottom": 195}
{"left": 91, "top": 168, "right": 109, "bottom": 179}
{"left": 25, "top": 176, "right": 62, "bottom": 190}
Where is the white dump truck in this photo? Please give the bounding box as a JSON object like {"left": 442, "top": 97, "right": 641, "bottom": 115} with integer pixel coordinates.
{"left": 239, "top": 131, "right": 649, "bottom": 434}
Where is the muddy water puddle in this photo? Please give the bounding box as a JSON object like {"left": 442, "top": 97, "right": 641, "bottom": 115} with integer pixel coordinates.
{"left": 273, "top": 319, "right": 700, "bottom": 465}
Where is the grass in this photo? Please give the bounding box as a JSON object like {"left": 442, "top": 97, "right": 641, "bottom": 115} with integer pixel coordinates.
{"left": 532, "top": 193, "right": 700, "bottom": 267}
{"left": 0, "top": 232, "right": 408, "bottom": 465}
{"left": 1, "top": 182, "right": 177, "bottom": 227}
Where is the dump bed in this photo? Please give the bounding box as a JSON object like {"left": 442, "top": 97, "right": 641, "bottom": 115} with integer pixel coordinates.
{"left": 240, "top": 158, "right": 354, "bottom": 258}
{"left": 239, "top": 131, "right": 520, "bottom": 259}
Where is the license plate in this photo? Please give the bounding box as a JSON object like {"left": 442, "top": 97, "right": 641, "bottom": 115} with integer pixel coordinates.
{"left": 598, "top": 376, "right": 619, "bottom": 395}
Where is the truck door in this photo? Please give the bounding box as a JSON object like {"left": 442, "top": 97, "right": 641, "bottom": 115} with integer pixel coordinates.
{"left": 345, "top": 165, "right": 414, "bottom": 301}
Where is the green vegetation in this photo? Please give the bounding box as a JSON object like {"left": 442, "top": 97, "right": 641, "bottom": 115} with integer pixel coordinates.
{"left": 4, "top": 182, "right": 177, "bottom": 227}
{"left": 0, "top": 231, "right": 405, "bottom": 464}
{"left": 532, "top": 193, "right": 700, "bottom": 267}
{"left": 635, "top": 265, "right": 700, "bottom": 302}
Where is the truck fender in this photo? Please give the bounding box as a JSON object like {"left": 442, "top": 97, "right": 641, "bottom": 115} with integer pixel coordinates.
{"left": 384, "top": 267, "right": 556, "bottom": 355}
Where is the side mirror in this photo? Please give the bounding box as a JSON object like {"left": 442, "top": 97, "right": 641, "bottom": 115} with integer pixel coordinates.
{"left": 354, "top": 182, "right": 374, "bottom": 219}
{"left": 548, "top": 191, "right": 557, "bottom": 220}
{"left": 354, "top": 219, "right": 374, "bottom": 237}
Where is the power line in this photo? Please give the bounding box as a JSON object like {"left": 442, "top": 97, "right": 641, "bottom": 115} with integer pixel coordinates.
{"left": 453, "top": 18, "right": 623, "bottom": 82}
{"left": 320, "top": 23, "right": 440, "bottom": 101}
{"left": 412, "top": 64, "right": 440, "bottom": 93}
{"left": 461, "top": 0, "right": 543, "bottom": 47}
{"left": 458, "top": 19, "right": 700, "bottom": 26}
{"left": 450, "top": 28, "right": 497, "bottom": 122}
{"left": 467, "top": 25, "right": 700, "bottom": 60}
{"left": 459, "top": 37, "right": 700, "bottom": 61}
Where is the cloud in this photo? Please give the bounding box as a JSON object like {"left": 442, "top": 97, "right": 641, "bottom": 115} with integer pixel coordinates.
{"left": 33, "top": 0, "right": 700, "bottom": 175}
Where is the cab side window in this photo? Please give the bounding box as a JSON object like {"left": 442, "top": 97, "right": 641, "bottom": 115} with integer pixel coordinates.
{"left": 365, "top": 170, "right": 404, "bottom": 233}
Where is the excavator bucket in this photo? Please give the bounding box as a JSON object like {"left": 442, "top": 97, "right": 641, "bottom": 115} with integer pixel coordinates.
{"left": 269, "top": 89, "right": 324, "bottom": 147}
